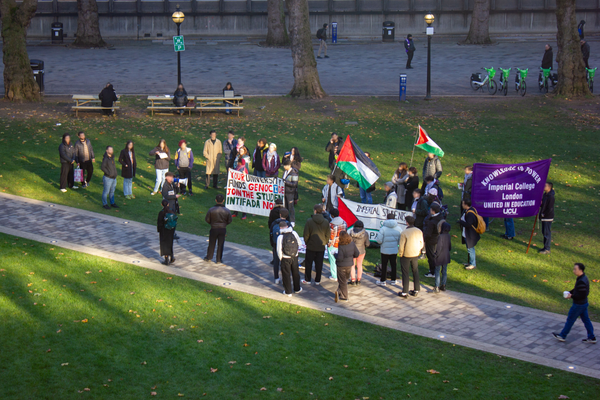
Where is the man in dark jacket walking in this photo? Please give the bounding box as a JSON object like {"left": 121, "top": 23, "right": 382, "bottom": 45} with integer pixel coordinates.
{"left": 404, "top": 34, "right": 415, "bottom": 69}
{"left": 539, "top": 182, "right": 555, "bottom": 254}
{"left": 423, "top": 203, "right": 444, "bottom": 278}
{"left": 581, "top": 39, "right": 590, "bottom": 69}
{"left": 74, "top": 131, "right": 95, "bottom": 188}
{"left": 58, "top": 133, "right": 78, "bottom": 192}
{"left": 282, "top": 159, "right": 299, "bottom": 225}
{"left": 325, "top": 133, "right": 343, "bottom": 171}
{"left": 302, "top": 204, "right": 330, "bottom": 285}
{"left": 100, "top": 146, "right": 118, "bottom": 209}
{"left": 204, "top": 194, "right": 232, "bottom": 264}
{"left": 459, "top": 199, "right": 480, "bottom": 270}
{"left": 99, "top": 83, "right": 118, "bottom": 116}
{"left": 553, "top": 263, "right": 596, "bottom": 343}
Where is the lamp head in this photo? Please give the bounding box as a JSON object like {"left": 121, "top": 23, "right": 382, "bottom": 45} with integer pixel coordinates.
{"left": 425, "top": 13, "right": 435, "bottom": 26}
{"left": 172, "top": 5, "right": 185, "bottom": 25}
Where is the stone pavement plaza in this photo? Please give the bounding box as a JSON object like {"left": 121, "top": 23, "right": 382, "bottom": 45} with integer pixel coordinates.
{"left": 1, "top": 192, "right": 599, "bottom": 379}
{"left": 1, "top": 36, "right": 598, "bottom": 97}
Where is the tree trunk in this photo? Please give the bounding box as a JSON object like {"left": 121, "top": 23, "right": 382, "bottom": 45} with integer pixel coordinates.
{"left": 464, "top": 0, "right": 492, "bottom": 44}
{"left": 287, "top": 0, "right": 326, "bottom": 98}
{"left": 73, "top": 0, "right": 107, "bottom": 47}
{"left": 266, "top": 0, "right": 290, "bottom": 47}
{"left": 1, "top": 0, "right": 41, "bottom": 101}
{"left": 554, "top": 0, "right": 590, "bottom": 97}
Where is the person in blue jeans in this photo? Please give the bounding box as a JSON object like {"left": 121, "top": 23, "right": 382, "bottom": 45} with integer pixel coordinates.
{"left": 100, "top": 146, "right": 119, "bottom": 210}
{"left": 502, "top": 218, "right": 515, "bottom": 240}
{"left": 553, "top": 263, "right": 596, "bottom": 343}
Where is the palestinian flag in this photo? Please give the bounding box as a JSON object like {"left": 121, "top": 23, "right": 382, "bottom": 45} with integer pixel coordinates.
{"left": 415, "top": 125, "right": 444, "bottom": 157}
{"left": 338, "top": 198, "right": 358, "bottom": 228}
{"left": 336, "top": 135, "right": 381, "bottom": 190}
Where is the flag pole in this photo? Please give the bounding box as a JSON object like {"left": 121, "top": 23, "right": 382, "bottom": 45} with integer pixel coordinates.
{"left": 525, "top": 214, "right": 538, "bottom": 254}
{"left": 409, "top": 126, "right": 420, "bottom": 168}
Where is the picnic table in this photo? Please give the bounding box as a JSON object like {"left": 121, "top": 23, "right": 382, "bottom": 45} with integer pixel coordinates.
{"left": 72, "top": 95, "right": 120, "bottom": 117}
{"left": 195, "top": 96, "right": 244, "bottom": 116}
{"left": 147, "top": 95, "right": 195, "bottom": 116}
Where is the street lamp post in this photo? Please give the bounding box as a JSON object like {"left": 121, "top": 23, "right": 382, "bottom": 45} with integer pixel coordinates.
{"left": 424, "top": 13, "right": 435, "bottom": 100}
{"left": 172, "top": 5, "right": 185, "bottom": 85}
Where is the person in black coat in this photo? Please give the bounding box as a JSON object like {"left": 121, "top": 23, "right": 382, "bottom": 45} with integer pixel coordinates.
{"left": 118, "top": 141, "right": 136, "bottom": 199}
{"left": 581, "top": 39, "right": 590, "bottom": 69}
{"left": 173, "top": 84, "right": 188, "bottom": 115}
{"left": 99, "top": 83, "right": 118, "bottom": 116}
{"left": 538, "top": 182, "right": 555, "bottom": 254}
{"left": 282, "top": 159, "right": 299, "bottom": 224}
{"left": 541, "top": 44, "right": 553, "bottom": 70}
{"left": 404, "top": 167, "right": 419, "bottom": 207}
{"left": 325, "top": 133, "right": 343, "bottom": 171}
{"left": 334, "top": 231, "right": 359, "bottom": 302}
{"left": 459, "top": 199, "right": 480, "bottom": 270}
{"left": 157, "top": 200, "right": 176, "bottom": 265}
{"left": 578, "top": 20, "right": 586, "bottom": 40}
{"left": 162, "top": 172, "right": 181, "bottom": 214}
{"left": 423, "top": 203, "right": 444, "bottom": 278}
{"left": 204, "top": 194, "right": 232, "bottom": 264}
{"left": 58, "top": 133, "right": 77, "bottom": 192}
{"left": 434, "top": 222, "right": 451, "bottom": 293}
{"left": 404, "top": 34, "right": 416, "bottom": 69}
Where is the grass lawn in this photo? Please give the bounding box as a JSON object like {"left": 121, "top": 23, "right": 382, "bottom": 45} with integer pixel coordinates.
{"left": 1, "top": 233, "right": 599, "bottom": 399}
{"left": 0, "top": 96, "right": 599, "bottom": 321}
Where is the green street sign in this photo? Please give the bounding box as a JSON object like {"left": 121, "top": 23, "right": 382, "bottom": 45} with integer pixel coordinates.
{"left": 173, "top": 36, "right": 185, "bottom": 52}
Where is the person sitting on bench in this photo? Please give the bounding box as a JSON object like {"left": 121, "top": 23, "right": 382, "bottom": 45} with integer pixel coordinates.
{"left": 173, "top": 84, "right": 188, "bottom": 115}
{"left": 99, "top": 83, "right": 118, "bottom": 116}
{"left": 223, "top": 82, "right": 234, "bottom": 115}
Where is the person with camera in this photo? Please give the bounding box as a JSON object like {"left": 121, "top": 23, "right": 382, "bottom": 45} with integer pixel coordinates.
{"left": 162, "top": 172, "right": 181, "bottom": 215}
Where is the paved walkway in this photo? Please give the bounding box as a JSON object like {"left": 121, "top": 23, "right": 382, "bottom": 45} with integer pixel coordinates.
{"left": 1, "top": 192, "right": 599, "bottom": 379}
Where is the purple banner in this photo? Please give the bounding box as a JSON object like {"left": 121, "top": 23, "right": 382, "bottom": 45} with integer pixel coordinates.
{"left": 471, "top": 159, "right": 552, "bottom": 218}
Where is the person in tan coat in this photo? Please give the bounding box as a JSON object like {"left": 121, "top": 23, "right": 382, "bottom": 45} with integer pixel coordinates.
{"left": 398, "top": 216, "right": 424, "bottom": 299}
{"left": 203, "top": 130, "right": 223, "bottom": 189}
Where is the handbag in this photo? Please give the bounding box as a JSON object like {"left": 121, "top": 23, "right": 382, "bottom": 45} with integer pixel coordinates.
{"left": 74, "top": 167, "right": 84, "bottom": 183}
{"left": 186, "top": 100, "right": 196, "bottom": 108}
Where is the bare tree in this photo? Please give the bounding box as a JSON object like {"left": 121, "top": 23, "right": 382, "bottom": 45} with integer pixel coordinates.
{"left": 266, "top": 0, "right": 290, "bottom": 47}
{"left": 287, "top": 0, "right": 326, "bottom": 98}
{"left": 1, "top": 0, "right": 40, "bottom": 101}
{"left": 464, "top": 0, "right": 492, "bottom": 44}
{"left": 73, "top": 0, "right": 107, "bottom": 47}
{"left": 554, "top": 0, "right": 590, "bottom": 96}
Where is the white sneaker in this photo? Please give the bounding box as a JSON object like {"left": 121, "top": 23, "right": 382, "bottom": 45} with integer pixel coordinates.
{"left": 291, "top": 222, "right": 296, "bottom": 227}
{"left": 376, "top": 281, "right": 387, "bottom": 286}
{"left": 328, "top": 276, "right": 337, "bottom": 281}
{"left": 315, "top": 282, "right": 321, "bottom": 286}
{"left": 282, "top": 290, "right": 292, "bottom": 297}
{"left": 424, "top": 273, "right": 435, "bottom": 278}
{"left": 302, "top": 280, "right": 311, "bottom": 285}
{"left": 60, "top": 189, "right": 67, "bottom": 193}
{"left": 71, "top": 186, "right": 78, "bottom": 190}
{"left": 151, "top": 191, "right": 156, "bottom": 196}
{"left": 390, "top": 280, "right": 398, "bottom": 285}
{"left": 274, "top": 278, "right": 281, "bottom": 284}
{"left": 294, "top": 287, "right": 303, "bottom": 294}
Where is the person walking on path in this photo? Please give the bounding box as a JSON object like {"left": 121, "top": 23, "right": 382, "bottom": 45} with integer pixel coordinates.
{"left": 223, "top": 131, "right": 238, "bottom": 169}
{"left": 376, "top": 214, "right": 402, "bottom": 287}
{"left": 423, "top": 202, "right": 444, "bottom": 278}
{"left": 433, "top": 222, "right": 451, "bottom": 293}
{"left": 459, "top": 199, "right": 480, "bottom": 270}
{"left": 303, "top": 204, "right": 330, "bottom": 285}
{"left": 99, "top": 83, "right": 118, "bottom": 116}
{"left": 161, "top": 172, "right": 181, "bottom": 214}
{"left": 322, "top": 174, "right": 344, "bottom": 213}
{"left": 203, "top": 130, "right": 222, "bottom": 189}
{"left": 101, "top": 146, "right": 118, "bottom": 210}
{"left": 422, "top": 153, "right": 442, "bottom": 191}
{"left": 578, "top": 20, "right": 586, "bottom": 40}
{"left": 157, "top": 199, "right": 177, "bottom": 265}
{"left": 74, "top": 131, "right": 95, "bottom": 188}
{"left": 392, "top": 162, "right": 409, "bottom": 210}
{"left": 581, "top": 39, "right": 590, "bottom": 69}
{"left": 58, "top": 133, "right": 77, "bottom": 193}
{"left": 384, "top": 182, "right": 398, "bottom": 209}
{"left": 252, "top": 138, "right": 269, "bottom": 178}
{"left": 277, "top": 222, "right": 302, "bottom": 297}
{"left": 270, "top": 208, "right": 292, "bottom": 284}
{"left": 118, "top": 141, "right": 136, "bottom": 199}
{"left": 282, "top": 159, "right": 299, "bottom": 225}
{"left": 325, "top": 133, "right": 343, "bottom": 171}
{"left": 553, "top": 263, "right": 596, "bottom": 343}
{"left": 404, "top": 167, "right": 419, "bottom": 209}
{"left": 175, "top": 139, "right": 194, "bottom": 196}
{"left": 204, "top": 194, "right": 232, "bottom": 264}
{"left": 317, "top": 23, "right": 329, "bottom": 59}
{"left": 327, "top": 209, "right": 347, "bottom": 281}
{"left": 262, "top": 143, "right": 281, "bottom": 178}
{"left": 149, "top": 139, "right": 170, "bottom": 196}
{"left": 398, "top": 216, "right": 423, "bottom": 299}
{"left": 348, "top": 220, "right": 370, "bottom": 286}
{"left": 334, "top": 231, "right": 359, "bottom": 303}
{"left": 404, "top": 34, "right": 415, "bottom": 69}
{"left": 539, "top": 182, "right": 555, "bottom": 254}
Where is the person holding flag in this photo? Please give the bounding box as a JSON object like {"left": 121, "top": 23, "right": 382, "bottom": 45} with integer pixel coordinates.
{"left": 334, "top": 135, "right": 381, "bottom": 194}
{"left": 410, "top": 126, "right": 444, "bottom": 190}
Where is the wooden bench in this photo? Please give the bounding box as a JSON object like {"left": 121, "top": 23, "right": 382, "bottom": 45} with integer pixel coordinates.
{"left": 147, "top": 95, "right": 196, "bottom": 117}
{"left": 72, "top": 95, "right": 120, "bottom": 117}
{"left": 195, "top": 96, "right": 244, "bottom": 116}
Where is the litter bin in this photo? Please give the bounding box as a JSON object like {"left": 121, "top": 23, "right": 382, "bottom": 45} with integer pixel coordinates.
{"left": 30, "top": 59, "right": 44, "bottom": 93}
{"left": 51, "top": 22, "right": 63, "bottom": 44}
{"left": 331, "top": 22, "right": 338, "bottom": 44}
{"left": 382, "top": 21, "right": 395, "bottom": 42}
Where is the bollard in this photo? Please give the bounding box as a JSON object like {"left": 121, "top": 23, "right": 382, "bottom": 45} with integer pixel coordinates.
{"left": 331, "top": 22, "right": 338, "bottom": 44}
{"left": 399, "top": 74, "right": 407, "bottom": 101}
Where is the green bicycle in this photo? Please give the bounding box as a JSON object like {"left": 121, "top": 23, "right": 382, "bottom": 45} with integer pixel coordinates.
{"left": 587, "top": 67, "right": 596, "bottom": 93}
{"left": 470, "top": 67, "right": 497, "bottom": 95}
{"left": 514, "top": 67, "right": 528, "bottom": 97}
{"left": 539, "top": 67, "right": 553, "bottom": 93}
{"left": 498, "top": 68, "right": 511, "bottom": 96}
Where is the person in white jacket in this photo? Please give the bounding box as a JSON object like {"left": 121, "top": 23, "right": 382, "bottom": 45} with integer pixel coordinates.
{"left": 322, "top": 174, "right": 343, "bottom": 212}
{"left": 384, "top": 181, "right": 398, "bottom": 209}
{"left": 276, "top": 222, "right": 303, "bottom": 297}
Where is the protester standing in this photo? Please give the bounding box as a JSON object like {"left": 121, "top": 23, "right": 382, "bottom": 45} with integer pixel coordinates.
{"left": 118, "top": 141, "right": 136, "bottom": 199}
{"left": 375, "top": 214, "right": 402, "bottom": 286}
{"left": 459, "top": 200, "right": 480, "bottom": 270}
{"left": 422, "top": 153, "right": 442, "bottom": 190}
{"left": 398, "top": 216, "right": 423, "bottom": 299}
{"left": 328, "top": 209, "right": 347, "bottom": 281}
{"left": 282, "top": 159, "right": 299, "bottom": 225}
{"left": 270, "top": 209, "right": 292, "bottom": 284}
{"left": 100, "top": 146, "right": 118, "bottom": 209}
{"left": 223, "top": 131, "right": 238, "bottom": 169}
{"left": 99, "top": 83, "right": 118, "bottom": 116}
{"left": 461, "top": 166, "right": 473, "bottom": 205}
{"left": 348, "top": 220, "right": 369, "bottom": 286}
{"left": 412, "top": 189, "right": 429, "bottom": 231}
{"left": 74, "top": 131, "right": 95, "bottom": 188}
{"left": 502, "top": 218, "right": 515, "bottom": 240}
{"left": 162, "top": 172, "right": 181, "bottom": 214}
{"left": 392, "top": 162, "right": 409, "bottom": 210}
{"left": 268, "top": 198, "right": 285, "bottom": 241}
{"left": 175, "top": 139, "right": 194, "bottom": 196}
{"left": 334, "top": 231, "right": 359, "bottom": 302}
{"left": 316, "top": 23, "right": 329, "bottom": 59}
{"left": 262, "top": 143, "right": 281, "bottom": 178}
{"left": 404, "top": 167, "right": 419, "bottom": 208}
{"left": 252, "top": 139, "right": 269, "bottom": 177}
{"left": 325, "top": 133, "right": 343, "bottom": 171}
{"left": 322, "top": 174, "right": 343, "bottom": 213}
{"left": 204, "top": 194, "right": 232, "bottom": 264}
{"left": 58, "top": 133, "right": 77, "bottom": 193}
{"left": 203, "top": 130, "right": 222, "bottom": 189}
{"left": 423, "top": 203, "right": 444, "bottom": 278}
{"left": 157, "top": 199, "right": 176, "bottom": 265}
{"left": 433, "top": 222, "right": 451, "bottom": 293}
{"left": 282, "top": 147, "right": 303, "bottom": 171}
{"left": 404, "top": 34, "right": 415, "bottom": 69}
{"left": 149, "top": 139, "right": 170, "bottom": 196}
{"left": 303, "top": 204, "right": 330, "bottom": 285}
{"left": 539, "top": 182, "right": 555, "bottom": 255}
{"left": 384, "top": 182, "right": 398, "bottom": 209}
{"left": 277, "top": 222, "right": 302, "bottom": 297}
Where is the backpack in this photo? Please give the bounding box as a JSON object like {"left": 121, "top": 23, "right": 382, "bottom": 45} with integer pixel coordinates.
{"left": 316, "top": 28, "right": 324, "bottom": 39}
{"left": 437, "top": 219, "right": 447, "bottom": 234}
{"left": 164, "top": 213, "right": 178, "bottom": 230}
{"left": 282, "top": 232, "right": 299, "bottom": 257}
{"left": 467, "top": 209, "right": 486, "bottom": 234}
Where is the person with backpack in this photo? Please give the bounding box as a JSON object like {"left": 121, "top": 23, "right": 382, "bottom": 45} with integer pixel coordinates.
{"left": 433, "top": 222, "right": 451, "bottom": 293}
{"left": 271, "top": 209, "right": 292, "bottom": 284}
{"left": 316, "top": 23, "right": 329, "bottom": 59}
{"left": 398, "top": 216, "right": 423, "bottom": 299}
{"left": 375, "top": 214, "right": 402, "bottom": 287}
{"left": 348, "top": 220, "right": 370, "bottom": 286}
{"left": 384, "top": 182, "right": 398, "bottom": 209}
{"left": 157, "top": 199, "right": 177, "bottom": 265}
{"left": 303, "top": 204, "right": 330, "bottom": 285}
{"left": 277, "top": 221, "right": 302, "bottom": 297}
{"left": 282, "top": 159, "right": 299, "bottom": 225}
{"left": 404, "top": 34, "right": 415, "bottom": 69}
{"left": 334, "top": 231, "right": 360, "bottom": 302}
{"left": 328, "top": 209, "right": 347, "bottom": 281}
{"left": 204, "top": 194, "right": 232, "bottom": 264}
{"left": 423, "top": 203, "right": 445, "bottom": 279}
{"left": 459, "top": 199, "right": 482, "bottom": 270}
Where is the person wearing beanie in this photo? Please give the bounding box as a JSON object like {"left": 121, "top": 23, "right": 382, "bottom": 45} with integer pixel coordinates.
{"left": 404, "top": 34, "right": 416, "bottom": 69}
{"left": 434, "top": 222, "right": 452, "bottom": 293}
{"left": 384, "top": 181, "right": 398, "bottom": 209}
{"left": 423, "top": 202, "right": 444, "bottom": 278}
{"left": 348, "top": 220, "right": 370, "bottom": 285}
{"left": 175, "top": 139, "right": 194, "bottom": 196}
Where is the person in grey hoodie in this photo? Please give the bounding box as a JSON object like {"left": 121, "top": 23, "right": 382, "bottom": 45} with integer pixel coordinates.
{"left": 376, "top": 214, "right": 402, "bottom": 286}
{"left": 348, "top": 220, "right": 370, "bottom": 286}
{"left": 422, "top": 153, "right": 442, "bottom": 191}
